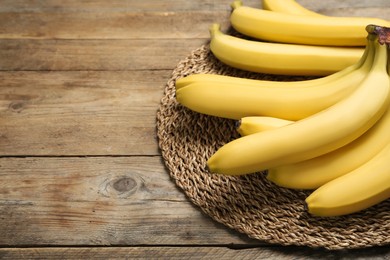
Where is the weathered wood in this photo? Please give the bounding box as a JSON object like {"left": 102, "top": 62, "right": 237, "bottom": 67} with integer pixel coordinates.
{"left": 300, "top": 0, "right": 390, "bottom": 12}
{"left": 0, "top": 12, "right": 230, "bottom": 40}
{"left": 0, "top": 0, "right": 259, "bottom": 12}
{"left": 0, "top": 157, "right": 259, "bottom": 246}
{"left": 0, "top": 0, "right": 386, "bottom": 13}
{"left": 319, "top": 7, "right": 389, "bottom": 19}
{"left": 1, "top": 246, "right": 390, "bottom": 259}
{"left": 0, "top": 39, "right": 207, "bottom": 71}
{"left": 0, "top": 71, "right": 172, "bottom": 156}
{"left": 0, "top": 1, "right": 388, "bottom": 40}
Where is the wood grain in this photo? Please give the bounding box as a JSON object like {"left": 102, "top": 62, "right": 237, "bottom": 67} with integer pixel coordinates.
{"left": 0, "top": 39, "right": 207, "bottom": 71}
{"left": 0, "top": 157, "right": 258, "bottom": 246}
{"left": 1, "top": 246, "right": 390, "bottom": 259}
{"left": 0, "top": 71, "right": 169, "bottom": 156}
{"left": 0, "top": 1, "right": 388, "bottom": 40}
{"left": 0, "top": 12, "right": 230, "bottom": 39}
{"left": 0, "top": 0, "right": 386, "bottom": 13}
{"left": 0, "top": 0, "right": 259, "bottom": 12}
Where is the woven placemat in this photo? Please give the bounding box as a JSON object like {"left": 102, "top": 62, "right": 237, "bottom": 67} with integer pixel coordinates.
{"left": 156, "top": 43, "right": 390, "bottom": 250}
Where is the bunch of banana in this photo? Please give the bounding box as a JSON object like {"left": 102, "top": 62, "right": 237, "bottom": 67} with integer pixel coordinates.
{"left": 206, "top": 30, "right": 390, "bottom": 216}
{"left": 174, "top": 0, "right": 390, "bottom": 217}
{"left": 207, "top": 35, "right": 389, "bottom": 174}
{"left": 176, "top": 38, "right": 373, "bottom": 120}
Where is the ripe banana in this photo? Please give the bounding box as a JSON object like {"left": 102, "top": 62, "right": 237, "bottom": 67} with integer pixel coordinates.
{"left": 230, "top": 0, "right": 390, "bottom": 46}
{"left": 176, "top": 38, "right": 368, "bottom": 89}
{"left": 176, "top": 39, "right": 374, "bottom": 121}
{"left": 208, "top": 23, "right": 363, "bottom": 76}
{"left": 236, "top": 116, "right": 292, "bottom": 135}
{"left": 207, "top": 35, "right": 390, "bottom": 175}
{"left": 237, "top": 106, "right": 390, "bottom": 190}
{"left": 236, "top": 106, "right": 390, "bottom": 191}
{"left": 267, "top": 106, "right": 390, "bottom": 190}
{"left": 261, "top": 0, "right": 324, "bottom": 17}
{"left": 305, "top": 142, "right": 390, "bottom": 217}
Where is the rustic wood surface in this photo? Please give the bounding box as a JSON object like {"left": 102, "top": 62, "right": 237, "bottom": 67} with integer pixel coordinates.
{"left": 0, "top": 0, "right": 389, "bottom": 258}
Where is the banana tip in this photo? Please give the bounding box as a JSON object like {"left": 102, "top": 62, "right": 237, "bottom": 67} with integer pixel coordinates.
{"left": 209, "top": 23, "right": 221, "bottom": 37}
{"left": 230, "top": 0, "right": 243, "bottom": 10}
{"left": 265, "top": 171, "right": 274, "bottom": 181}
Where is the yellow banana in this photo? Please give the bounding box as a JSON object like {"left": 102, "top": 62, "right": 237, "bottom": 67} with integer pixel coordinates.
{"left": 305, "top": 142, "right": 390, "bottom": 217}
{"left": 237, "top": 105, "right": 390, "bottom": 190}
{"left": 236, "top": 116, "right": 292, "bottom": 135}
{"left": 261, "top": 0, "right": 324, "bottom": 17}
{"left": 175, "top": 63, "right": 356, "bottom": 89}
{"left": 176, "top": 38, "right": 368, "bottom": 89}
{"left": 176, "top": 39, "right": 374, "bottom": 120}
{"left": 208, "top": 23, "right": 363, "bottom": 76}
{"left": 230, "top": 0, "right": 390, "bottom": 46}
{"left": 267, "top": 106, "right": 390, "bottom": 189}
{"left": 207, "top": 35, "right": 390, "bottom": 176}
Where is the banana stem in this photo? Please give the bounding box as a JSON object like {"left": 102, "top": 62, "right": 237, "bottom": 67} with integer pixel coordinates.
{"left": 366, "top": 25, "right": 390, "bottom": 75}
{"left": 366, "top": 24, "right": 390, "bottom": 45}
{"left": 231, "top": 0, "right": 242, "bottom": 10}
{"left": 209, "top": 23, "right": 221, "bottom": 38}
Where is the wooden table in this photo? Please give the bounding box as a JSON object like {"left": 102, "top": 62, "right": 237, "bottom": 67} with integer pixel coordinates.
{"left": 0, "top": 0, "right": 389, "bottom": 258}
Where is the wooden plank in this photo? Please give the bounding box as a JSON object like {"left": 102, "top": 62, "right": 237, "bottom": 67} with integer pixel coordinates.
{"left": 0, "top": 39, "right": 206, "bottom": 71}
{"left": 0, "top": 0, "right": 386, "bottom": 13}
{"left": 300, "top": 0, "right": 390, "bottom": 12}
{"left": 319, "top": 7, "right": 389, "bottom": 19}
{"left": 0, "top": 246, "right": 390, "bottom": 259}
{"left": 0, "top": 0, "right": 260, "bottom": 12}
{"left": 269, "top": 0, "right": 390, "bottom": 19}
{"left": 0, "top": 157, "right": 259, "bottom": 246}
{"left": 0, "top": 71, "right": 173, "bottom": 156}
{"left": 0, "top": 12, "right": 230, "bottom": 39}
{"left": 0, "top": 1, "right": 388, "bottom": 40}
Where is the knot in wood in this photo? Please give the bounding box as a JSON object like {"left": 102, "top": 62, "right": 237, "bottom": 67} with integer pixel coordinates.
{"left": 8, "top": 101, "right": 26, "bottom": 112}
{"left": 99, "top": 174, "right": 139, "bottom": 199}
{"left": 113, "top": 177, "right": 136, "bottom": 193}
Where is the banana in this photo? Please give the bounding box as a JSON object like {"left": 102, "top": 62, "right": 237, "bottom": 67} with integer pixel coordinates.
{"left": 305, "top": 142, "right": 390, "bottom": 217}
{"left": 261, "top": 0, "right": 324, "bottom": 17}
{"left": 230, "top": 0, "right": 390, "bottom": 46}
{"left": 175, "top": 63, "right": 355, "bottom": 89}
{"left": 237, "top": 104, "right": 390, "bottom": 190}
{"left": 267, "top": 106, "right": 390, "bottom": 190}
{"left": 176, "top": 39, "right": 368, "bottom": 89}
{"left": 208, "top": 23, "right": 363, "bottom": 76}
{"left": 237, "top": 100, "right": 390, "bottom": 191}
{"left": 207, "top": 34, "right": 390, "bottom": 176}
{"left": 236, "top": 116, "right": 292, "bottom": 135}
{"left": 176, "top": 39, "right": 374, "bottom": 120}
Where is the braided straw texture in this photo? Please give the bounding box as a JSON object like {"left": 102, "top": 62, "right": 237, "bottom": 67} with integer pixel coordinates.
{"left": 156, "top": 44, "right": 390, "bottom": 250}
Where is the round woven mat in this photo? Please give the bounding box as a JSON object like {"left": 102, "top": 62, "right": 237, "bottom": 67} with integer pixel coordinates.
{"left": 156, "top": 43, "right": 390, "bottom": 250}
